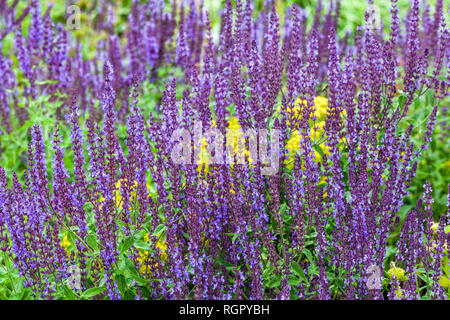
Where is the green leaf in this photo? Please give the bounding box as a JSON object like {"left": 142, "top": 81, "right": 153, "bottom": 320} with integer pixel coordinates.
{"left": 86, "top": 235, "right": 99, "bottom": 252}
{"left": 151, "top": 224, "right": 167, "bottom": 237}
{"left": 308, "top": 263, "right": 319, "bottom": 276}
{"left": 302, "top": 248, "right": 314, "bottom": 264}
{"left": 398, "top": 95, "right": 405, "bottom": 111}
{"left": 313, "top": 143, "right": 325, "bottom": 159}
{"left": 134, "top": 240, "right": 152, "bottom": 251}
{"left": 279, "top": 203, "right": 288, "bottom": 214}
{"left": 119, "top": 236, "right": 134, "bottom": 255}
{"left": 83, "top": 286, "right": 105, "bottom": 299}
{"left": 115, "top": 274, "right": 127, "bottom": 295}
{"left": 225, "top": 232, "right": 239, "bottom": 243}
{"left": 35, "top": 79, "right": 59, "bottom": 85}
{"left": 123, "top": 257, "right": 149, "bottom": 286}
{"left": 265, "top": 274, "right": 281, "bottom": 289}
{"left": 291, "top": 261, "right": 307, "bottom": 282}
{"left": 62, "top": 285, "right": 76, "bottom": 300}
{"left": 287, "top": 277, "right": 301, "bottom": 286}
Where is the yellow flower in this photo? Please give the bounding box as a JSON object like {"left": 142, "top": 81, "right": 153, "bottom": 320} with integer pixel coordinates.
{"left": 144, "top": 233, "right": 168, "bottom": 257}
{"left": 196, "top": 136, "right": 211, "bottom": 174}
{"left": 195, "top": 117, "right": 254, "bottom": 190}
{"left": 61, "top": 235, "right": 71, "bottom": 248}
{"left": 279, "top": 96, "right": 347, "bottom": 170}
{"left": 137, "top": 234, "right": 168, "bottom": 274}
{"left": 60, "top": 235, "right": 71, "bottom": 258}
{"left": 387, "top": 266, "right": 408, "bottom": 282}
{"left": 227, "top": 116, "right": 241, "bottom": 131}
{"left": 285, "top": 127, "right": 329, "bottom": 170}
{"left": 387, "top": 263, "right": 407, "bottom": 299}
{"left": 394, "top": 287, "right": 405, "bottom": 299}
{"left": 277, "top": 96, "right": 345, "bottom": 126}
{"left": 227, "top": 117, "right": 249, "bottom": 158}
{"left": 155, "top": 237, "right": 167, "bottom": 259}
{"left": 99, "top": 179, "right": 153, "bottom": 210}
{"left": 114, "top": 179, "right": 138, "bottom": 209}
{"left": 300, "top": 96, "right": 331, "bottom": 120}
{"left": 439, "top": 276, "right": 450, "bottom": 289}
{"left": 431, "top": 222, "right": 450, "bottom": 235}
{"left": 431, "top": 222, "right": 439, "bottom": 233}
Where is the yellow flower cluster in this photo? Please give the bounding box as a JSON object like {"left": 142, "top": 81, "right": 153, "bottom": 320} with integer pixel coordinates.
{"left": 439, "top": 276, "right": 450, "bottom": 289}
{"left": 114, "top": 179, "right": 137, "bottom": 209}
{"left": 196, "top": 116, "right": 251, "bottom": 175}
{"left": 282, "top": 97, "right": 340, "bottom": 170}
{"left": 195, "top": 117, "right": 250, "bottom": 196}
{"left": 195, "top": 131, "right": 212, "bottom": 175}
{"left": 60, "top": 235, "right": 71, "bottom": 258}
{"left": 430, "top": 222, "right": 450, "bottom": 235}
{"left": 227, "top": 117, "right": 253, "bottom": 162}
{"left": 285, "top": 124, "right": 328, "bottom": 170}
{"left": 387, "top": 266, "right": 408, "bottom": 282}
{"left": 99, "top": 179, "right": 155, "bottom": 210}
{"left": 394, "top": 287, "right": 406, "bottom": 299}
{"left": 199, "top": 99, "right": 341, "bottom": 173}
{"left": 281, "top": 96, "right": 331, "bottom": 123}
{"left": 97, "top": 179, "right": 169, "bottom": 273}
{"left": 278, "top": 96, "right": 345, "bottom": 125}
{"left": 386, "top": 262, "right": 408, "bottom": 299}
{"left": 136, "top": 234, "right": 168, "bottom": 274}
